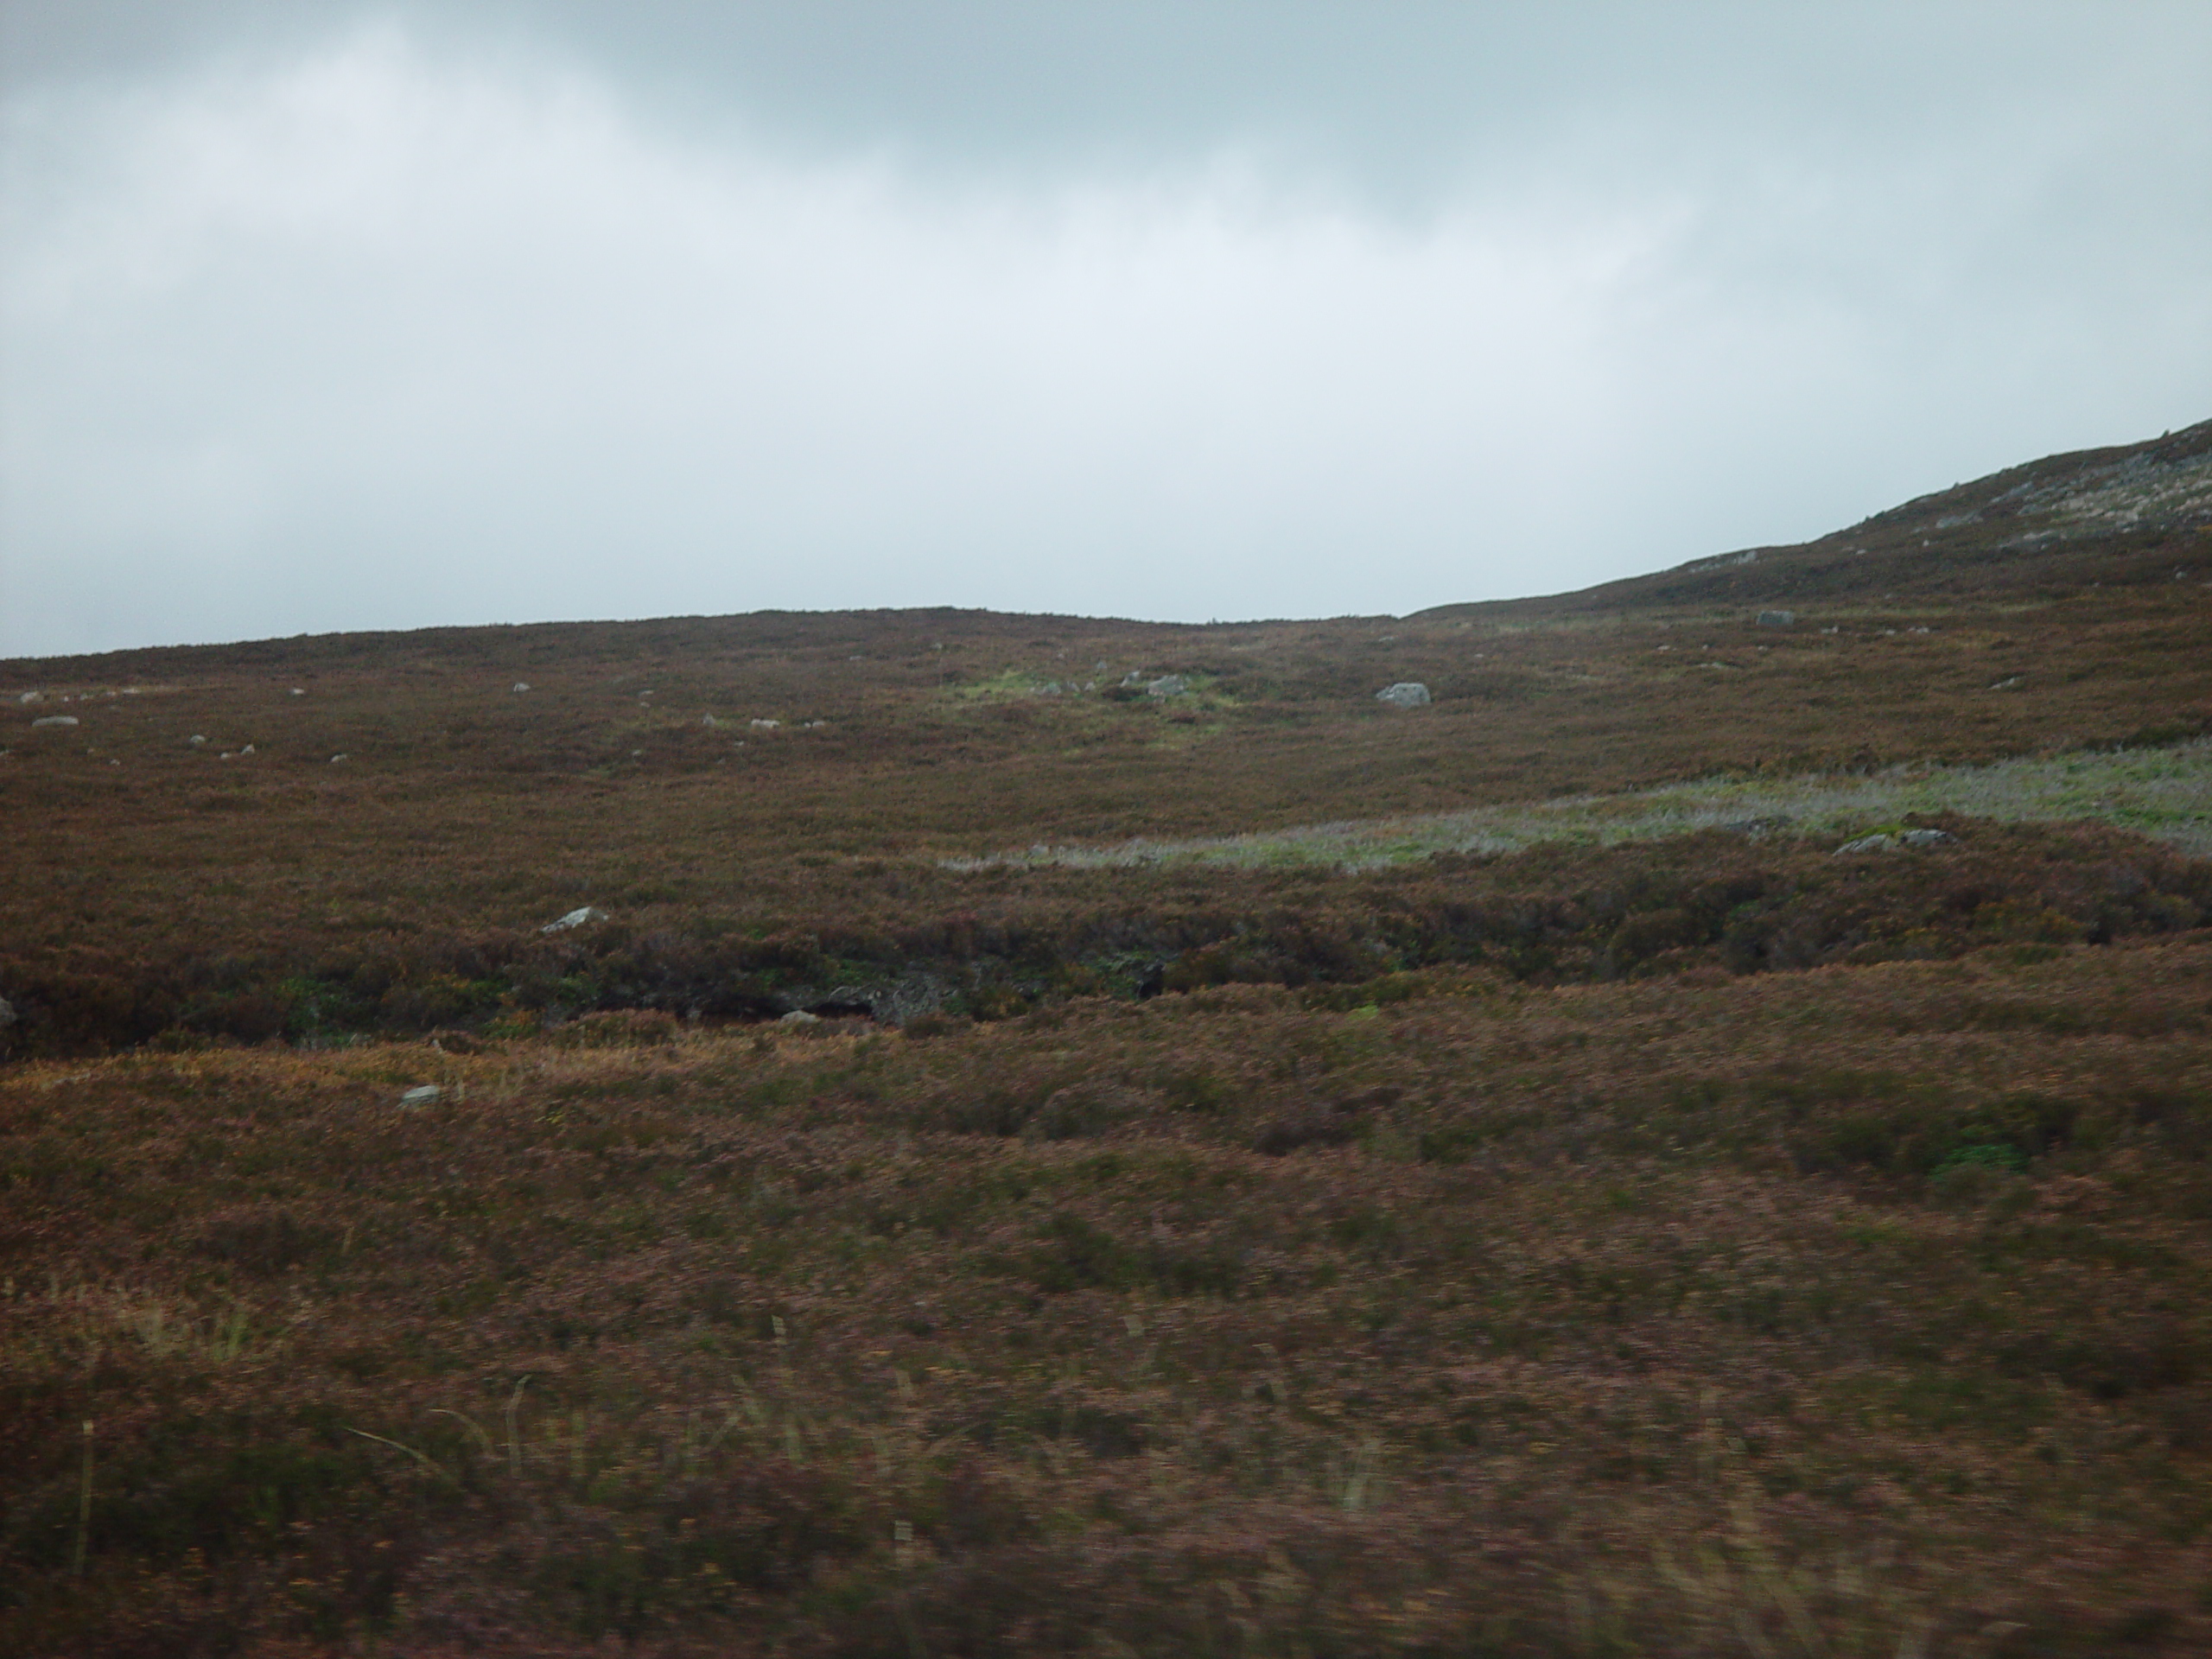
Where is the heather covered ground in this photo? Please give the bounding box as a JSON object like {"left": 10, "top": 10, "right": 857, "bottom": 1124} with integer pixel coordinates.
{"left": 5, "top": 933, "right": 2212, "bottom": 1654}
{"left": 3, "top": 424, "right": 2211, "bottom": 1653}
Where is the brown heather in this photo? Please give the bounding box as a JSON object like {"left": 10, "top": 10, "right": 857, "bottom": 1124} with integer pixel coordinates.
{"left": 3, "top": 420, "right": 2211, "bottom": 1654}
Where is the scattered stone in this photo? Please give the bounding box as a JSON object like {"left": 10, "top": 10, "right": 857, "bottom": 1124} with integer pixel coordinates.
{"left": 541, "top": 906, "right": 607, "bottom": 934}
{"left": 188, "top": 734, "right": 207, "bottom": 747}
{"left": 31, "top": 715, "right": 79, "bottom": 728}
{"left": 1376, "top": 683, "right": 1432, "bottom": 709}
{"left": 1757, "top": 610, "right": 1795, "bottom": 627}
{"left": 330, "top": 753, "right": 348, "bottom": 763}
{"left": 779, "top": 1009, "right": 823, "bottom": 1027}
{"left": 1834, "top": 829, "right": 1954, "bottom": 855}
{"left": 750, "top": 718, "right": 780, "bottom": 729}
{"left": 398, "top": 1084, "right": 442, "bottom": 1107}
{"left": 1146, "top": 675, "right": 1190, "bottom": 699}
{"left": 289, "top": 687, "right": 305, "bottom": 696}
{"left": 16, "top": 690, "right": 41, "bottom": 704}
{"left": 1988, "top": 677, "right": 2022, "bottom": 690}
{"left": 701, "top": 713, "right": 720, "bottom": 728}
{"left": 512, "top": 682, "right": 531, "bottom": 694}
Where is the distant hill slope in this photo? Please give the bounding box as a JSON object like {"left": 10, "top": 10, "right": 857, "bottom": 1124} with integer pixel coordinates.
{"left": 1421, "top": 415, "right": 2212, "bottom": 620}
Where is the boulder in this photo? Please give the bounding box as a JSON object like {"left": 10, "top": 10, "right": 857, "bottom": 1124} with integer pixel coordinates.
{"left": 1376, "top": 683, "right": 1432, "bottom": 709}
{"left": 398, "top": 1084, "right": 442, "bottom": 1107}
{"left": 1834, "top": 834, "right": 1896, "bottom": 855}
{"left": 188, "top": 734, "right": 207, "bottom": 747}
{"left": 1898, "top": 828, "right": 1955, "bottom": 849}
{"left": 512, "top": 682, "right": 531, "bottom": 694}
{"left": 1757, "top": 610, "right": 1796, "bottom": 627}
{"left": 30, "top": 715, "right": 79, "bottom": 728}
{"left": 541, "top": 906, "right": 607, "bottom": 934}
{"left": 779, "top": 1009, "right": 823, "bottom": 1027}
{"left": 1146, "top": 675, "right": 1190, "bottom": 699}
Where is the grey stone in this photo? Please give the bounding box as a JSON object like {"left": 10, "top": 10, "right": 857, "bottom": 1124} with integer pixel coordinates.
{"left": 1898, "top": 829, "right": 1955, "bottom": 848}
{"left": 541, "top": 906, "right": 607, "bottom": 934}
{"left": 1834, "top": 834, "right": 1897, "bottom": 855}
{"left": 779, "top": 1009, "right": 823, "bottom": 1027}
{"left": 31, "top": 715, "right": 79, "bottom": 728}
{"left": 1146, "top": 675, "right": 1190, "bottom": 699}
{"left": 188, "top": 734, "right": 207, "bottom": 747}
{"left": 399, "top": 1084, "right": 442, "bottom": 1107}
{"left": 1376, "top": 683, "right": 1432, "bottom": 709}
{"left": 0, "top": 996, "right": 16, "bottom": 1028}
{"left": 512, "top": 682, "right": 531, "bottom": 693}
{"left": 1757, "top": 610, "right": 1796, "bottom": 627}
{"left": 16, "top": 690, "right": 41, "bottom": 704}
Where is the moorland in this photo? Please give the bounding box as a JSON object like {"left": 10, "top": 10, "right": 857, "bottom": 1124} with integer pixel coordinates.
{"left": 2, "top": 417, "right": 2210, "bottom": 1656}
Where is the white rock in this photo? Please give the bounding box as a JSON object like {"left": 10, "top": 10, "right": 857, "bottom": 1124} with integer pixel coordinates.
{"left": 16, "top": 691, "right": 41, "bottom": 704}
{"left": 239, "top": 744, "right": 255, "bottom": 755}
{"left": 188, "top": 734, "right": 207, "bottom": 746}
{"left": 779, "top": 1009, "right": 823, "bottom": 1027}
{"left": 330, "top": 753, "right": 348, "bottom": 763}
{"left": 1146, "top": 675, "right": 1189, "bottom": 698}
{"left": 541, "top": 906, "right": 607, "bottom": 934}
{"left": 512, "top": 683, "right": 531, "bottom": 693}
{"left": 1898, "top": 829, "right": 1955, "bottom": 849}
{"left": 701, "top": 713, "right": 720, "bottom": 727}
{"left": 399, "top": 1084, "right": 442, "bottom": 1107}
{"left": 31, "top": 715, "right": 80, "bottom": 728}
{"left": 750, "top": 718, "right": 780, "bottom": 729}
{"left": 290, "top": 687, "right": 305, "bottom": 696}
{"left": 1376, "top": 683, "right": 1431, "bottom": 709}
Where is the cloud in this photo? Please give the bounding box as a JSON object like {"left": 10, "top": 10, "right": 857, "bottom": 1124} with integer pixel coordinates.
{"left": 3, "top": 16, "right": 2209, "bottom": 656}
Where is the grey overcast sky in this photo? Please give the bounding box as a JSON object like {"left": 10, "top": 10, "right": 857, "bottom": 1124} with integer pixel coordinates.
{"left": 3, "top": 3, "right": 2209, "bottom": 658}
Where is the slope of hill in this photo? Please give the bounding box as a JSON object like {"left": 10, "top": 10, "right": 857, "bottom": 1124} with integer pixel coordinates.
{"left": 3, "top": 422, "right": 2211, "bottom": 1656}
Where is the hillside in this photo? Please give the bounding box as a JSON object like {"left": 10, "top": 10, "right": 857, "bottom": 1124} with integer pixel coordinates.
{"left": 4, "top": 421, "right": 2212, "bottom": 1656}
{"left": 3, "top": 423, "right": 2209, "bottom": 1052}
